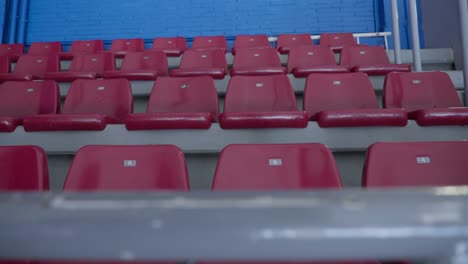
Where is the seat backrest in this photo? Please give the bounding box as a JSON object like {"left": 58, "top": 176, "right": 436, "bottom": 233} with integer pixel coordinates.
{"left": 320, "top": 33, "right": 357, "bottom": 49}
{"left": 304, "top": 73, "right": 379, "bottom": 119}
{"left": 192, "top": 36, "right": 228, "bottom": 52}
{"left": 0, "top": 146, "right": 49, "bottom": 191}
{"left": 364, "top": 141, "right": 468, "bottom": 187}
{"left": 0, "top": 56, "right": 9, "bottom": 73}
{"left": 110, "top": 38, "right": 145, "bottom": 53}
{"left": 179, "top": 49, "right": 227, "bottom": 70}
{"left": 13, "top": 55, "right": 60, "bottom": 75}
{"left": 0, "top": 44, "right": 24, "bottom": 57}
{"left": 384, "top": 71, "right": 462, "bottom": 111}
{"left": 68, "top": 53, "right": 115, "bottom": 74}
{"left": 233, "top": 34, "right": 270, "bottom": 50}
{"left": 69, "top": 40, "right": 105, "bottom": 54}
{"left": 64, "top": 145, "right": 189, "bottom": 191}
{"left": 277, "top": 33, "right": 313, "bottom": 48}
{"left": 0, "top": 81, "right": 60, "bottom": 118}
{"left": 28, "top": 42, "right": 62, "bottom": 55}
{"left": 120, "top": 51, "right": 168, "bottom": 74}
{"left": 232, "top": 47, "right": 282, "bottom": 68}
{"left": 224, "top": 75, "right": 298, "bottom": 113}
{"left": 213, "top": 144, "right": 342, "bottom": 190}
{"left": 63, "top": 79, "right": 133, "bottom": 123}
{"left": 287, "top": 46, "right": 337, "bottom": 72}
{"left": 340, "top": 46, "right": 391, "bottom": 67}
{"left": 147, "top": 76, "right": 218, "bottom": 119}
{"left": 152, "top": 37, "right": 187, "bottom": 51}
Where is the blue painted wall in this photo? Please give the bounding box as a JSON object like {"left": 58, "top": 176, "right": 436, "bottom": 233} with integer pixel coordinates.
{"left": 0, "top": 0, "right": 6, "bottom": 42}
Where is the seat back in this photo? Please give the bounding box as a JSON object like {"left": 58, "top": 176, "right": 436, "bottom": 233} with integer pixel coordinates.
{"left": 192, "top": 36, "right": 228, "bottom": 52}
{"left": 13, "top": 55, "right": 60, "bottom": 75}
{"left": 320, "top": 33, "right": 357, "bottom": 49}
{"left": 0, "top": 56, "right": 9, "bottom": 73}
{"left": 68, "top": 53, "right": 115, "bottom": 74}
{"left": 232, "top": 47, "right": 282, "bottom": 68}
{"left": 277, "top": 33, "right": 313, "bottom": 48}
{"left": 63, "top": 79, "right": 133, "bottom": 123}
{"left": 304, "top": 73, "right": 378, "bottom": 119}
{"left": 224, "top": 75, "right": 298, "bottom": 113}
{"left": 69, "top": 40, "right": 105, "bottom": 54}
{"left": 152, "top": 37, "right": 187, "bottom": 52}
{"left": 28, "top": 42, "right": 62, "bottom": 55}
{"left": 0, "top": 146, "right": 49, "bottom": 191}
{"left": 147, "top": 76, "right": 218, "bottom": 119}
{"left": 120, "top": 51, "right": 168, "bottom": 74}
{"left": 110, "top": 38, "right": 145, "bottom": 53}
{"left": 287, "top": 46, "right": 337, "bottom": 72}
{"left": 233, "top": 34, "right": 270, "bottom": 50}
{"left": 0, "top": 44, "right": 24, "bottom": 58}
{"left": 384, "top": 71, "right": 462, "bottom": 111}
{"left": 340, "top": 46, "right": 391, "bottom": 67}
{"left": 213, "top": 144, "right": 342, "bottom": 190}
{"left": 64, "top": 145, "right": 189, "bottom": 191}
{"left": 0, "top": 81, "right": 60, "bottom": 118}
{"left": 364, "top": 141, "right": 468, "bottom": 187}
{"left": 179, "top": 49, "right": 227, "bottom": 70}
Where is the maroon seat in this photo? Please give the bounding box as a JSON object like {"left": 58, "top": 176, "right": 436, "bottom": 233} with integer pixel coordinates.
{"left": 341, "top": 46, "right": 411, "bottom": 75}
{"left": 170, "top": 49, "right": 227, "bottom": 79}
{"left": 152, "top": 37, "right": 187, "bottom": 57}
{"left": 287, "top": 46, "right": 350, "bottom": 77}
{"left": 0, "top": 55, "right": 60, "bottom": 81}
{"left": 28, "top": 41, "right": 62, "bottom": 55}
{"left": 103, "top": 51, "right": 168, "bottom": 80}
{"left": 23, "top": 79, "right": 132, "bottom": 131}
{"left": 364, "top": 141, "right": 468, "bottom": 187}
{"left": 384, "top": 71, "right": 468, "bottom": 126}
{"left": 0, "top": 146, "right": 49, "bottom": 191}
{"left": 304, "top": 73, "right": 407, "bottom": 127}
{"left": 192, "top": 36, "right": 228, "bottom": 53}
{"left": 0, "top": 56, "right": 10, "bottom": 74}
{"left": 230, "top": 47, "right": 286, "bottom": 76}
{"left": 44, "top": 53, "right": 115, "bottom": 81}
{"left": 126, "top": 76, "right": 218, "bottom": 130}
{"left": 220, "top": 75, "right": 308, "bottom": 129}
{"left": 58, "top": 40, "right": 105, "bottom": 59}
{"left": 110, "top": 38, "right": 145, "bottom": 56}
{"left": 320, "top": 33, "right": 358, "bottom": 53}
{"left": 0, "top": 81, "right": 59, "bottom": 132}
{"left": 232, "top": 34, "right": 270, "bottom": 54}
{"left": 277, "top": 33, "right": 314, "bottom": 54}
{"left": 0, "top": 43, "right": 24, "bottom": 61}
{"left": 63, "top": 145, "right": 189, "bottom": 191}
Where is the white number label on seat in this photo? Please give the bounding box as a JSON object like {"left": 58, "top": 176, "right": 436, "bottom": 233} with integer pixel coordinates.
{"left": 269, "top": 159, "right": 282, "bottom": 166}
{"left": 124, "top": 160, "right": 137, "bottom": 167}
{"left": 416, "top": 156, "right": 431, "bottom": 164}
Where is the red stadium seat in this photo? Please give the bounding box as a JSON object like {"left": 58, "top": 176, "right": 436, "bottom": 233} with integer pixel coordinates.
{"left": 276, "top": 33, "right": 314, "bottom": 54}
{"left": 363, "top": 141, "right": 468, "bottom": 187}
{"left": 23, "top": 79, "right": 132, "bottom": 131}
{"left": 110, "top": 38, "right": 145, "bottom": 56}
{"left": 232, "top": 34, "right": 270, "bottom": 54}
{"left": 287, "top": 46, "right": 350, "bottom": 77}
{"left": 340, "top": 46, "right": 411, "bottom": 75}
{"left": 0, "top": 146, "right": 49, "bottom": 191}
{"left": 126, "top": 76, "right": 218, "bottom": 130}
{"left": 0, "top": 81, "right": 59, "bottom": 132}
{"left": 58, "top": 40, "right": 105, "bottom": 59}
{"left": 220, "top": 75, "right": 308, "bottom": 129}
{"left": 212, "top": 144, "right": 342, "bottom": 190}
{"left": 0, "top": 43, "right": 24, "bottom": 60}
{"left": 320, "top": 33, "right": 357, "bottom": 53}
{"left": 44, "top": 53, "right": 115, "bottom": 81}
{"left": 304, "top": 73, "right": 407, "bottom": 127}
{"left": 103, "top": 51, "right": 168, "bottom": 80}
{"left": 152, "top": 37, "right": 187, "bottom": 57}
{"left": 384, "top": 71, "right": 468, "bottom": 126}
{"left": 170, "top": 49, "right": 227, "bottom": 79}
{"left": 63, "top": 145, "right": 189, "bottom": 191}
{"left": 192, "top": 36, "right": 228, "bottom": 53}
{"left": 28, "top": 41, "right": 62, "bottom": 55}
{"left": 0, "top": 55, "right": 9, "bottom": 74}
{"left": 230, "top": 47, "right": 286, "bottom": 76}
{"left": 0, "top": 55, "right": 60, "bottom": 81}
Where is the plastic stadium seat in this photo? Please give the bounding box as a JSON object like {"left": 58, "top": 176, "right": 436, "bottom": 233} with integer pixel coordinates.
{"left": 28, "top": 41, "right": 62, "bottom": 55}
{"left": 0, "top": 55, "right": 60, "bottom": 81}
{"left": 220, "top": 75, "right": 308, "bottom": 129}
{"left": 212, "top": 144, "right": 342, "bottom": 190}
{"left": 23, "top": 79, "right": 132, "bottom": 131}
{"left": 110, "top": 38, "right": 145, "bottom": 56}
{"left": 103, "top": 51, "right": 168, "bottom": 80}
{"left": 304, "top": 73, "right": 407, "bottom": 127}
{"left": 192, "top": 36, "right": 228, "bottom": 53}
{"left": 58, "top": 40, "right": 105, "bottom": 59}
{"left": 287, "top": 46, "right": 350, "bottom": 77}
{"left": 0, "top": 146, "right": 49, "bottom": 191}
{"left": 232, "top": 34, "right": 270, "bottom": 54}
{"left": 170, "top": 49, "right": 227, "bottom": 79}
{"left": 363, "top": 141, "right": 468, "bottom": 187}
{"left": 0, "top": 43, "right": 24, "bottom": 60}
{"left": 320, "top": 33, "right": 357, "bottom": 53}
{"left": 276, "top": 33, "right": 314, "bottom": 54}
{"left": 63, "top": 145, "right": 189, "bottom": 191}
{"left": 384, "top": 71, "right": 468, "bottom": 126}
{"left": 230, "top": 48, "right": 287, "bottom": 76}
{"left": 126, "top": 76, "right": 218, "bottom": 130}
{"left": 0, "top": 81, "right": 59, "bottom": 132}
{"left": 152, "top": 37, "right": 187, "bottom": 57}
{"left": 44, "top": 53, "right": 115, "bottom": 81}
{"left": 340, "top": 46, "right": 411, "bottom": 75}
{"left": 0, "top": 56, "right": 9, "bottom": 74}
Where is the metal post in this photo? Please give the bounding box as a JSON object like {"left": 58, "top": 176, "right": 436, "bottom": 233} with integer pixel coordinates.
{"left": 16, "top": 0, "right": 30, "bottom": 44}
{"left": 7, "top": 0, "right": 19, "bottom": 44}
{"left": 391, "top": 0, "right": 402, "bottom": 64}
{"left": 408, "top": 0, "right": 422, "bottom": 72}
{"left": 459, "top": 0, "right": 468, "bottom": 106}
